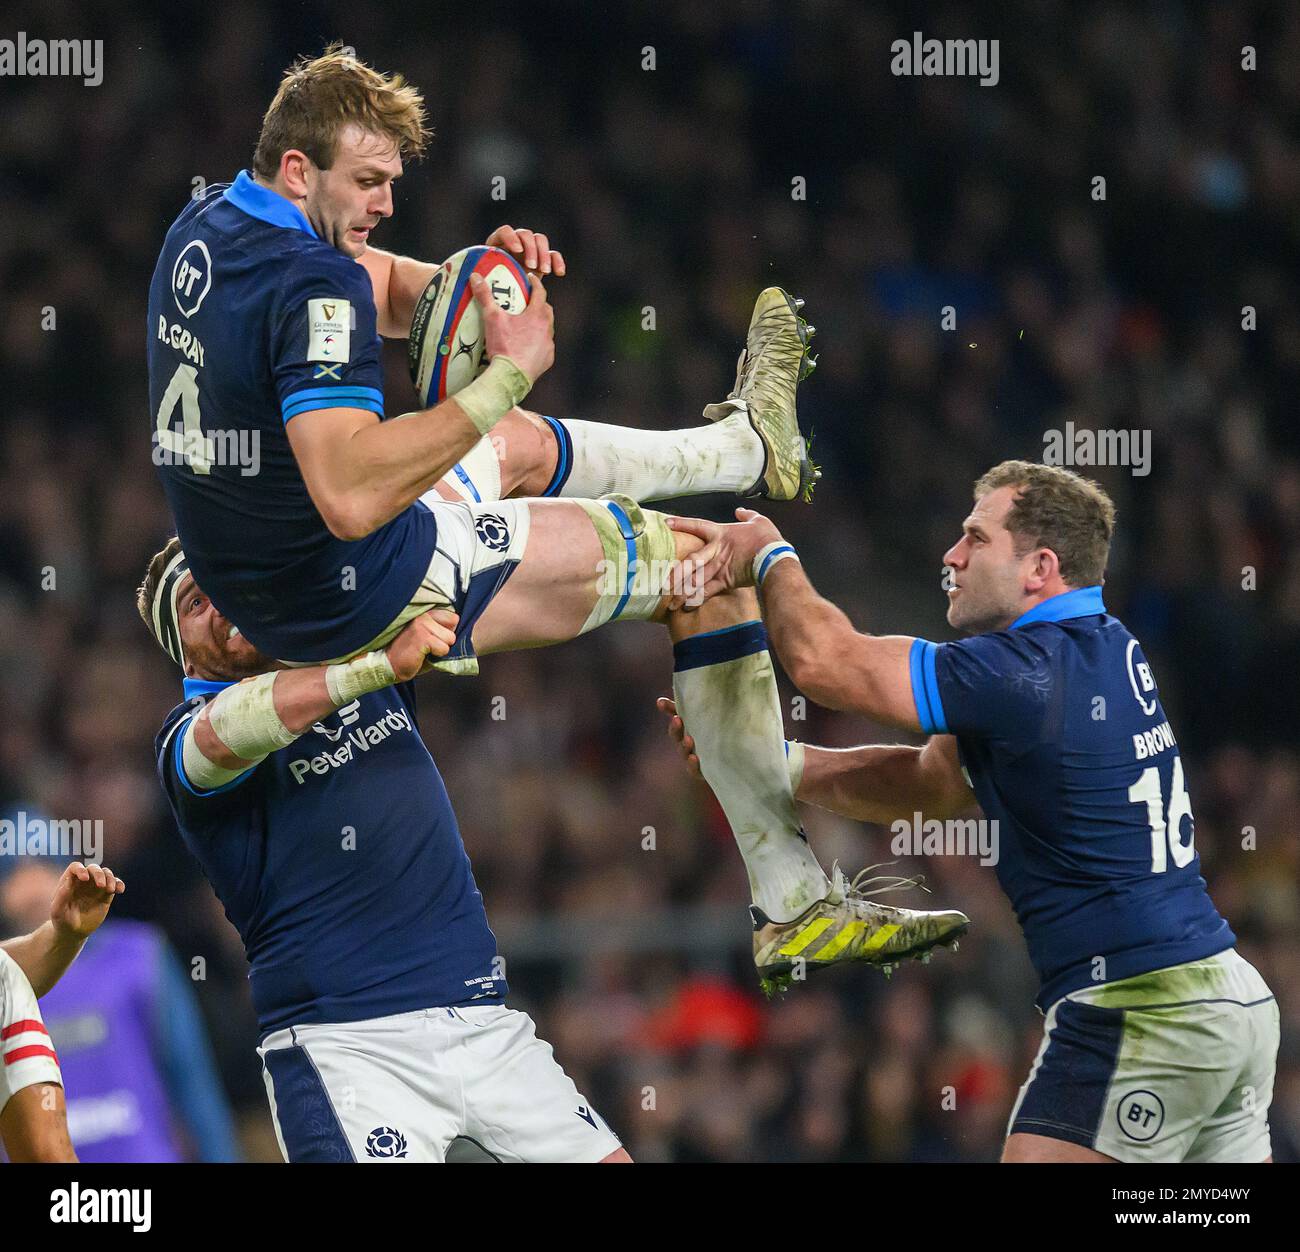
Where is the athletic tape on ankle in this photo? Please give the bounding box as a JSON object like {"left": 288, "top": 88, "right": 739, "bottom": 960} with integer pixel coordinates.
{"left": 576, "top": 494, "right": 678, "bottom": 632}
{"left": 452, "top": 357, "right": 532, "bottom": 435}
{"left": 325, "top": 650, "right": 397, "bottom": 706}
{"left": 753, "top": 541, "right": 799, "bottom": 586}
{"left": 785, "top": 739, "right": 805, "bottom": 794}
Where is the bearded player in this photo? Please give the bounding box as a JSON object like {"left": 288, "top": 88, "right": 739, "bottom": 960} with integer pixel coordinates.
{"left": 662, "top": 461, "right": 1279, "bottom": 1163}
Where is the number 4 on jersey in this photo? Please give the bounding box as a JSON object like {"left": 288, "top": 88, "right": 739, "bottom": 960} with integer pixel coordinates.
{"left": 155, "top": 362, "right": 213, "bottom": 474}
{"left": 1129, "top": 756, "right": 1195, "bottom": 873}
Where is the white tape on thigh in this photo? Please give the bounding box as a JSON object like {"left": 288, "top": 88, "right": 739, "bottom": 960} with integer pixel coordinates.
{"left": 575, "top": 495, "right": 677, "bottom": 633}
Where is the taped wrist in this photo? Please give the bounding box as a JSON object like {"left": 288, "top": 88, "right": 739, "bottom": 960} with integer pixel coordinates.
{"left": 183, "top": 672, "right": 298, "bottom": 790}
{"left": 453, "top": 356, "right": 532, "bottom": 435}
{"left": 325, "top": 650, "right": 397, "bottom": 705}
{"left": 574, "top": 495, "right": 679, "bottom": 633}
{"left": 753, "top": 541, "right": 800, "bottom": 587}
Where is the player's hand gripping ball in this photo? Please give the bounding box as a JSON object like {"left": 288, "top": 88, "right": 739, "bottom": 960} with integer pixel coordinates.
{"left": 408, "top": 245, "right": 532, "bottom": 406}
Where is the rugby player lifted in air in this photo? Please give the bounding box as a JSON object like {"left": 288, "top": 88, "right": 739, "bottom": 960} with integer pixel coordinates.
{"left": 148, "top": 44, "right": 815, "bottom": 680}
{"left": 1, "top": 863, "right": 124, "bottom": 1161}
{"left": 661, "top": 461, "right": 1279, "bottom": 1163}
{"left": 146, "top": 47, "right": 966, "bottom": 984}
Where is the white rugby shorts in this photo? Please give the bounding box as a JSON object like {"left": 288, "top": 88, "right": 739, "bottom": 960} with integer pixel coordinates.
{"left": 258, "top": 1003, "right": 622, "bottom": 1163}
{"left": 1008, "top": 948, "right": 1278, "bottom": 1162}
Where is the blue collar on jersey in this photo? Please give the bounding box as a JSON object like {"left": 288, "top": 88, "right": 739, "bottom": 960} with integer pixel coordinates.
{"left": 1010, "top": 584, "right": 1105, "bottom": 629}
{"left": 183, "top": 677, "right": 235, "bottom": 699}
{"left": 223, "top": 170, "right": 319, "bottom": 239}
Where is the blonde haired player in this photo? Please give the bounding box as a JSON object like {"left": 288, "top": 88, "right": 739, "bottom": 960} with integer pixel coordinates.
{"left": 149, "top": 45, "right": 818, "bottom": 676}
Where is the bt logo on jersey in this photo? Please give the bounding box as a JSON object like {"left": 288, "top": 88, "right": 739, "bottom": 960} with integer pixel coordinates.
{"left": 1125, "top": 639, "right": 1159, "bottom": 716}
{"left": 171, "top": 240, "right": 212, "bottom": 317}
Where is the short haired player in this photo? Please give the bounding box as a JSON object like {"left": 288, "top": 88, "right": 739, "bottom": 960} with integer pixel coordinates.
{"left": 140, "top": 595, "right": 630, "bottom": 1163}
{"left": 148, "top": 47, "right": 817, "bottom": 673}
{"left": 662, "top": 461, "right": 1279, "bottom": 1163}
{"left": 1, "top": 863, "right": 124, "bottom": 1161}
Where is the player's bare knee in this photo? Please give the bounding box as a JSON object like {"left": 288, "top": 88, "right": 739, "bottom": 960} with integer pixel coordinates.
{"left": 503, "top": 407, "right": 560, "bottom": 497}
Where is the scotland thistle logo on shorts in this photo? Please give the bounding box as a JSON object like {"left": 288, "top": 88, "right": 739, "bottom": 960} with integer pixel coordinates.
{"left": 365, "top": 1126, "right": 408, "bottom": 1158}
{"left": 474, "top": 512, "right": 511, "bottom": 552}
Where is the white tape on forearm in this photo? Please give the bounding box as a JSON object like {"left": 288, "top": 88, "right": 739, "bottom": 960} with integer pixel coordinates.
{"left": 325, "top": 650, "right": 397, "bottom": 706}
{"left": 753, "top": 541, "right": 800, "bottom": 587}
{"left": 785, "top": 739, "right": 805, "bottom": 795}
{"left": 182, "top": 724, "right": 257, "bottom": 791}
{"left": 208, "top": 672, "right": 299, "bottom": 758}
{"left": 452, "top": 356, "right": 532, "bottom": 435}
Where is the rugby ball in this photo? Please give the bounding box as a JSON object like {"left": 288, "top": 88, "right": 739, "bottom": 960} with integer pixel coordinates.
{"left": 408, "top": 245, "right": 531, "bottom": 405}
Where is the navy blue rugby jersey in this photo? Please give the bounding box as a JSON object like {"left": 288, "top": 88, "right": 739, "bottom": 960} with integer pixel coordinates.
{"left": 147, "top": 170, "right": 436, "bottom": 661}
{"left": 909, "top": 585, "right": 1233, "bottom": 1009}
{"left": 155, "top": 678, "right": 505, "bottom": 1036}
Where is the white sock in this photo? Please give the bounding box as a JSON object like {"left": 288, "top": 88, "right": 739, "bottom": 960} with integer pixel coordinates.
{"left": 553, "top": 408, "right": 763, "bottom": 501}
{"left": 672, "top": 620, "right": 831, "bottom": 922}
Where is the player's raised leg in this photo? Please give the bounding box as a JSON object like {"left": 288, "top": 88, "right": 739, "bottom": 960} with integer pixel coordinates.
{"left": 440, "top": 406, "right": 769, "bottom": 504}
{"left": 462, "top": 495, "right": 967, "bottom": 986}
{"left": 346, "top": 283, "right": 818, "bottom": 669}
{"left": 438, "top": 288, "right": 821, "bottom": 507}
{"left": 666, "top": 587, "right": 832, "bottom": 922}
{"left": 665, "top": 589, "right": 967, "bottom": 990}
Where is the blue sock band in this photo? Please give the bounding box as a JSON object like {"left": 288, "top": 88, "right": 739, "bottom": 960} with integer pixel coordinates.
{"left": 672, "top": 620, "right": 768, "bottom": 672}
{"left": 540, "top": 415, "right": 573, "bottom": 496}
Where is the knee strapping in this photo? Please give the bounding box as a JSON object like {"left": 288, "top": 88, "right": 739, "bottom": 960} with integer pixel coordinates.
{"left": 576, "top": 494, "right": 678, "bottom": 632}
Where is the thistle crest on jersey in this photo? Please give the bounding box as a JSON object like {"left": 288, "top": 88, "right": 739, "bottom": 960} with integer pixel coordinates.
{"left": 365, "top": 1126, "right": 408, "bottom": 1158}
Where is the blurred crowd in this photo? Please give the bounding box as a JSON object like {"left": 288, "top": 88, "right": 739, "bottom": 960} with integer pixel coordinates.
{"left": 1, "top": 0, "right": 1297, "bottom": 1161}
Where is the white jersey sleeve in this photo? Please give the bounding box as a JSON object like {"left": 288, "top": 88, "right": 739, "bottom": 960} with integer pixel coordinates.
{"left": 0, "top": 949, "right": 62, "bottom": 1111}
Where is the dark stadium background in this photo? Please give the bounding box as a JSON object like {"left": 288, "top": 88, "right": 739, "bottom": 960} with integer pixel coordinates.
{"left": 1, "top": 0, "right": 1296, "bottom": 1161}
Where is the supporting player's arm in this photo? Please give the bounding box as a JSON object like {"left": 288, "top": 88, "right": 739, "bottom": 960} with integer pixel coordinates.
{"left": 758, "top": 559, "right": 922, "bottom": 729}
{"left": 658, "top": 699, "right": 974, "bottom": 822}
{"left": 286, "top": 273, "right": 553, "bottom": 541}
{"left": 183, "top": 610, "right": 460, "bottom": 788}
{"left": 788, "top": 734, "right": 974, "bottom": 821}
{"left": 669, "top": 508, "right": 926, "bottom": 730}
{"left": 0, "top": 863, "right": 124, "bottom": 997}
